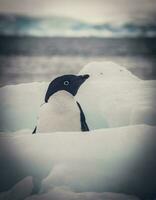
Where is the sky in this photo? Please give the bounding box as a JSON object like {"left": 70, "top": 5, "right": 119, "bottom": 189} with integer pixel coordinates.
{"left": 0, "top": 0, "right": 156, "bottom": 23}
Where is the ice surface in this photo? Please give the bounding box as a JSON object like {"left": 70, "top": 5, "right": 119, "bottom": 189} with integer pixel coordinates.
{"left": 25, "top": 188, "right": 139, "bottom": 200}
{"left": 0, "top": 61, "right": 155, "bottom": 199}
{"left": 0, "top": 177, "right": 33, "bottom": 200}
{"left": 77, "top": 61, "right": 156, "bottom": 129}
{"left": 0, "top": 61, "right": 155, "bottom": 132}
{"left": 0, "top": 125, "right": 156, "bottom": 199}
{"left": 0, "top": 82, "right": 48, "bottom": 131}
{"left": 78, "top": 61, "right": 140, "bottom": 81}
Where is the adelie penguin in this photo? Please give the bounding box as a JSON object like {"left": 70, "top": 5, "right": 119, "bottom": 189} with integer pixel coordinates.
{"left": 33, "top": 74, "right": 90, "bottom": 133}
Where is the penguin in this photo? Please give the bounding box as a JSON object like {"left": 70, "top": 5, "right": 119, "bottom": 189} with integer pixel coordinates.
{"left": 32, "top": 74, "right": 89, "bottom": 133}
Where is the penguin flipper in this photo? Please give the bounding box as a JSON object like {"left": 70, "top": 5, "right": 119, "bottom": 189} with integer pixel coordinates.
{"left": 76, "top": 102, "right": 89, "bottom": 132}
{"left": 32, "top": 126, "right": 37, "bottom": 134}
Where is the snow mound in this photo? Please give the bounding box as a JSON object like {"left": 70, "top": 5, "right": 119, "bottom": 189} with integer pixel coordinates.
{"left": 0, "top": 177, "right": 33, "bottom": 200}
{"left": 0, "top": 82, "right": 48, "bottom": 132}
{"left": 76, "top": 61, "right": 156, "bottom": 129}
{"left": 0, "top": 61, "right": 155, "bottom": 132}
{"left": 0, "top": 125, "right": 156, "bottom": 199}
{"left": 25, "top": 187, "right": 139, "bottom": 200}
{"left": 79, "top": 61, "right": 140, "bottom": 81}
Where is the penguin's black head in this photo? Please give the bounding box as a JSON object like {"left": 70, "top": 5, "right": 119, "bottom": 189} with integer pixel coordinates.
{"left": 45, "top": 74, "right": 89, "bottom": 103}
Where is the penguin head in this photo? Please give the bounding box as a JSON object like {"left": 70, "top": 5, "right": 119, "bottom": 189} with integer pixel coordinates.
{"left": 45, "top": 74, "right": 89, "bottom": 103}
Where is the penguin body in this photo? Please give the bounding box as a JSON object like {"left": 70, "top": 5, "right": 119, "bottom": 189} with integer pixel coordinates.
{"left": 37, "top": 91, "right": 81, "bottom": 132}
{"left": 33, "top": 74, "right": 89, "bottom": 133}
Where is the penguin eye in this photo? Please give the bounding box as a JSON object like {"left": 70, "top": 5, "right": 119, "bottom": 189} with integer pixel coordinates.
{"left": 64, "top": 81, "right": 70, "bottom": 86}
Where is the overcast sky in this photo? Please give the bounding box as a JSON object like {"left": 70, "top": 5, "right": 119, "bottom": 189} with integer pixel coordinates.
{"left": 0, "top": 0, "right": 155, "bottom": 23}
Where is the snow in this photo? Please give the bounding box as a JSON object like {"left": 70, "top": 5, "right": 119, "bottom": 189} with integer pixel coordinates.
{"left": 77, "top": 61, "right": 156, "bottom": 129}
{"left": 0, "top": 125, "right": 156, "bottom": 199}
{"left": 0, "top": 61, "right": 156, "bottom": 199}
{"left": 0, "top": 177, "right": 33, "bottom": 200}
{"left": 25, "top": 188, "right": 139, "bottom": 200}
{"left": 0, "top": 61, "right": 155, "bottom": 132}
{"left": 0, "top": 82, "right": 48, "bottom": 132}
{"left": 78, "top": 61, "right": 140, "bottom": 81}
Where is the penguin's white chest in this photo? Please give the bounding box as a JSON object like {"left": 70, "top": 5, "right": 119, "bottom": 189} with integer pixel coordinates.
{"left": 37, "top": 91, "right": 81, "bottom": 133}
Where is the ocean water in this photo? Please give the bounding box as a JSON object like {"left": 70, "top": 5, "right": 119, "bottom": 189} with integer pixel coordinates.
{"left": 0, "top": 36, "right": 156, "bottom": 86}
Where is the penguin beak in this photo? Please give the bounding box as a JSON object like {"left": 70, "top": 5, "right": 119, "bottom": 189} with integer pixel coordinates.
{"left": 79, "top": 74, "right": 90, "bottom": 80}
{"left": 75, "top": 74, "right": 89, "bottom": 90}
{"left": 77, "top": 74, "right": 90, "bottom": 85}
